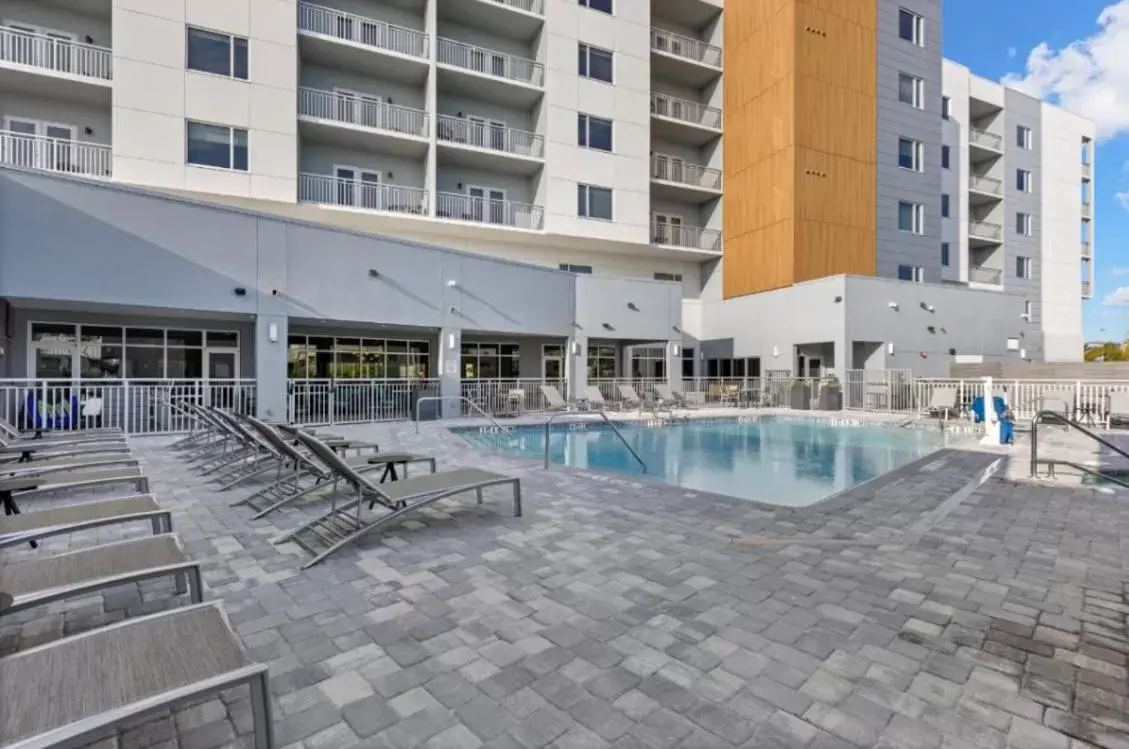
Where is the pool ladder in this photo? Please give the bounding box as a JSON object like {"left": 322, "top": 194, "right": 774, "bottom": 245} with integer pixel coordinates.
{"left": 543, "top": 410, "right": 647, "bottom": 472}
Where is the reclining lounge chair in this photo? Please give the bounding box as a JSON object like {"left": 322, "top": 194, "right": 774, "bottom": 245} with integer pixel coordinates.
{"left": 275, "top": 430, "right": 521, "bottom": 568}
{"left": 0, "top": 602, "right": 274, "bottom": 749}
{"left": 539, "top": 384, "right": 573, "bottom": 412}
{"left": 654, "top": 384, "right": 698, "bottom": 410}
{"left": 922, "top": 387, "right": 958, "bottom": 421}
{"left": 0, "top": 494, "right": 171, "bottom": 551}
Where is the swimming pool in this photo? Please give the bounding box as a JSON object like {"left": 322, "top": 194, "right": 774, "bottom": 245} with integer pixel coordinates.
{"left": 456, "top": 417, "right": 947, "bottom": 507}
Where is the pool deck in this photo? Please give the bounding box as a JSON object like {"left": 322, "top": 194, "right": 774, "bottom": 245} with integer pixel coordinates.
{"left": 4, "top": 411, "right": 1129, "bottom": 749}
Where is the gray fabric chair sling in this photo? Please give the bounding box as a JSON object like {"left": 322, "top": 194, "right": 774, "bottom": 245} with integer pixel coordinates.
{"left": 0, "top": 534, "right": 202, "bottom": 618}
{"left": 275, "top": 429, "right": 520, "bottom": 569}
{"left": 0, "top": 601, "right": 274, "bottom": 749}
{"left": 236, "top": 416, "right": 435, "bottom": 520}
{"left": 539, "top": 384, "right": 570, "bottom": 411}
{"left": 0, "top": 494, "right": 170, "bottom": 551}
{"left": 0, "top": 451, "right": 139, "bottom": 480}
{"left": 6, "top": 469, "right": 150, "bottom": 504}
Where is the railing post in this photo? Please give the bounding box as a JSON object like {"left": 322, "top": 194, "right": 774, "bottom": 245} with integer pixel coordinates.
{"left": 123, "top": 379, "right": 131, "bottom": 435}
{"left": 1030, "top": 413, "right": 1040, "bottom": 477}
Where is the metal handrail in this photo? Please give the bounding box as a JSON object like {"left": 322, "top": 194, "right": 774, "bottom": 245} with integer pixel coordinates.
{"left": 414, "top": 395, "right": 505, "bottom": 433}
{"left": 1029, "top": 410, "right": 1129, "bottom": 482}
{"left": 543, "top": 411, "right": 646, "bottom": 472}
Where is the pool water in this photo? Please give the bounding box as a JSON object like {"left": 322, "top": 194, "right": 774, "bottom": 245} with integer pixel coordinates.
{"left": 457, "top": 418, "right": 946, "bottom": 507}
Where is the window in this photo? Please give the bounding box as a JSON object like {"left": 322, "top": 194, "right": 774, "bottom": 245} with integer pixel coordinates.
{"left": 461, "top": 343, "right": 520, "bottom": 379}
{"left": 588, "top": 344, "right": 617, "bottom": 379}
{"left": 654, "top": 272, "right": 683, "bottom": 282}
{"left": 578, "top": 184, "right": 613, "bottom": 220}
{"left": 941, "top": 145, "right": 950, "bottom": 169}
{"left": 288, "top": 336, "right": 429, "bottom": 379}
{"left": 186, "top": 27, "right": 248, "bottom": 80}
{"left": 1016, "top": 125, "right": 1032, "bottom": 150}
{"left": 942, "top": 96, "right": 950, "bottom": 119}
{"left": 578, "top": 0, "right": 612, "bottom": 13}
{"left": 898, "top": 73, "right": 924, "bottom": 108}
{"left": 578, "top": 43, "right": 613, "bottom": 83}
{"left": 1016, "top": 169, "right": 1032, "bottom": 193}
{"left": 897, "top": 137, "right": 923, "bottom": 171}
{"left": 559, "top": 263, "right": 593, "bottom": 274}
{"left": 941, "top": 194, "right": 950, "bottom": 218}
{"left": 1024, "top": 300, "right": 1032, "bottom": 318}
{"left": 898, "top": 8, "right": 924, "bottom": 45}
{"left": 577, "top": 114, "right": 612, "bottom": 152}
{"left": 941, "top": 242, "right": 950, "bottom": 267}
{"left": 898, "top": 265, "right": 924, "bottom": 282}
{"left": 897, "top": 201, "right": 924, "bottom": 234}
{"left": 1016, "top": 212, "right": 1032, "bottom": 236}
{"left": 186, "top": 121, "right": 248, "bottom": 170}
{"left": 1016, "top": 255, "right": 1032, "bottom": 279}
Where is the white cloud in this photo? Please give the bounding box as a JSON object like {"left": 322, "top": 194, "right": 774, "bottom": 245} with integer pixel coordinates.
{"left": 1112, "top": 266, "right": 1129, "bottom": 275}
{"left": 1007, "top": 47, "right": 1017, "bottom": 59}
{"left": 1118, "top": 191, "right": 1129, "bottom": 209}
{"left": 1002, "top": 1, "right": 1129, "bottom": 138}
{"left": 1104, "top": 287, "right": 1129, "bottom": 305}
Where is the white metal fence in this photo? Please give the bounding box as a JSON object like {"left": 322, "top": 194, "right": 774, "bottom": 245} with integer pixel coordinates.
{"left": 287, "top": 379, "right": 441, "bottom": 425}
{"left": 0, "top": 25, "right": 113, "bottom": 80}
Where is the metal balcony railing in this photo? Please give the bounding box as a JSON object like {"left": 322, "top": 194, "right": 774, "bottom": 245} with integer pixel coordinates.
{"left": 485, "top": 0, "right": 544, "bottom": 14}
{"left": 299, "top": 88, "right": 428, "bottom": 137}
{"left": 1082, "top": 162, "right": 1091, "bottom": 179}
{"left": 1082, "top": 240, "right": 1092, "bottom": 259}
{"left": 298, "top": 173, "right": 429, "bottom": 215}
{"left": 969, "top": 220, "right": 1002, "bottom": 241}
{"left": 0, "top": 25, "right": 112, "bottom": 80}
{"left": 0, "top": 130, "right": 112, "bottom": 177}
{"left": 651, "top": 221, "right": 721, "bottom": 252}
{"left": 1082, "top": 200, "right": 1092, "bottom": 218}
{"left": 650, "top": 93, "right": 721, "bottom": 129}
{"left": 298, "top": 2, "right": 429, "bottom": 59}
{"left": 969, "top": 265, "right": 1002, "bottom": 284}
{"left": 968, "top": 175, "right": 1002, "bottom": 196}
{"left": 436, "top": 192, "right": 543, "bottom": 230}
{"left": 650, "top": 28, "right": 721, "bottom": 67}
{"left": 969, "top": 128, "right": 1003, "bottom": 151}
{"left": 436, "top": 115, "right": 543, "bottom": 158}
{"left": 437, "top": 38, "right": 543, "bottom": 87}
{"left": 650, "top": 154, "right": 721, "bottom": 190}
{"left": 1082, "top": 280, "right": 1093, "bottom": 297}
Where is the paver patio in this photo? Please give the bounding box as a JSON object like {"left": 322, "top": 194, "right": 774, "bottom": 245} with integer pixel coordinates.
{"left": 2, "top": 418, "right": 1128, "bottom": 749}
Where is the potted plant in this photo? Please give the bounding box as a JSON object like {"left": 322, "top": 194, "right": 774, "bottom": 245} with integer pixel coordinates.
{"left": 790, "top": 377, "right": 812, "bottom": 410}
{"left": 818, "top": 373, "right": 843, "bottom": 411}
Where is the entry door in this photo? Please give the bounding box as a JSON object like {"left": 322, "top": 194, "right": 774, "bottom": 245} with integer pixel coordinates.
{"left": 3, "top": 119, "right": 37, "bottom": 168}
{"left": 205, "top": 349, "right": 239, "bottom": 409}
{"left": 42, "top": 123, "right": 74, "bottom": 170}
{"left": 467, "top": 116, "right": 506, "bottom": 150}
{"left": 335, "top": 166, "right": 382, "bottom": 209}
{"left": 808, "top": 358, "right": 822, "bottom": 379}
{"left": 467, "top": 187, "right": 506, "bottom": 224}
{"left": 654, "top": 214, "right": 682, "bottom": 245}
{"left": 32, "top": 343, "right": 75, "bottom": 379}
{"left": 44, "top": 31, "right": 75, "bottom": 74}
{"left": 543, "top": 353, "right": 563, "bottom": 380}
{"left": 335, "top": 90, "right": 382, "bottom": 129}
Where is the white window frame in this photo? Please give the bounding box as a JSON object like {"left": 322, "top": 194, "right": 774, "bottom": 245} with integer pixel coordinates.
{"left": 466, "top": 184, "right": 507, "bottom": 224}
{"left": 1016, "top": 212, "right": 1032, "bottom": 237}
{"left": 578, "top": 43, "right": 614, "bottom": 83}
{"left": 897, "top": 201, "right": 924, "bottom": 235}
{"left": 1024, "top": 300, "right": 1032, "bottom": 318}
{"left": 897, "top": 137, "right": 924, "bottom": 172}
{"left": 941, "top": 144, "right": 950, "bottom": 169}
{"left": 185, "top": 26, "right": 249, "bottom": 80}
{"left": 1017, "top": 125, "right": 1032, "bottom": 150}
{"left": 941, "top": 242, "right": 950, "bottom": 267}
{"left": 578, "top": 0, "right": 613, "bottom": 15}
{"left": 2, "top": 116, "right": 76, "bottom": 140}
{"left": 941, "top": 193, "right": 950, "bottom": 218}
{"left": 897, "top": 72, "right": 924, "bottom": 109}
{"left": 333, "top": 164, "right": 382, "bottom": 208}
{"left": 1017, "top": 168, "right": 1032, "bottom": 193}
{"left": 577, "top": 113, "right": 613, "bottom": 152}
{"left": 185, "top": 120, "right": 248, "bottom": 171}
{"left": 898, "top": 265, "right": 924, "bottom": 283}
{"left": 578, "top": 183, "right": 613, "bottom": 220}
{"left": 898, "top": 8, "right": 924, "bottom": 46}
{"left": 1016, "top": 255, "right": 1032, "bottom": 279}
{"left": 465, "top": 114, "right": 507, "bottom": 150}
{"left": 653, "top": 212, "right": 684, "bottom": 244}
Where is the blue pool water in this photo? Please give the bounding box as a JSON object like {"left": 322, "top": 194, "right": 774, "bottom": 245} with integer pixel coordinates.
{"left": 456, "top": 418, "right": 946, "bottom": 507}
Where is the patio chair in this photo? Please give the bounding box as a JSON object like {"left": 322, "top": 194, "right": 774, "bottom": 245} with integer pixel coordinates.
{"left": 1, "top": 533, "right": 202, "bottom": 618}
{"left": 539, "top": 384, "right": 572, "bottom": 412}
{"left": 0, "top": 440, "right": 132, "bottom": 468}
{"left": 0, "top": 494, "right": 170, "bottom": 551}
{"left": 618, "top": 385, "right": 645, "bottom": 411}
{"left": 1039, "top": 388, "right": 1076, "bottom": 422}
{"left": 0, "top": 452, "right": 140, "bottom": 481}
{"left": 1106, "top": 391, "right": 1129, "bottom": 430}
{"left": 0, "top": 416, "right": 125, "bottom": 445}
{"left": 276, "top": 430, "right": 520, "bottom": 568}
{"left": 921, "top": 387, "right": 957, "bottom": 421}
{"left": 654, "top": 384, "right": 698, "bottom": 410}
{"left": 235, "top": 416, "right": 435, "bottom": 519}
{"left": 2, "top": 469, "right": 150, "bottom": 509}
{"left": 583, "top": 385, "right": 609, "bottom": 411}
{"left": 0, "top": 602, "right": 274, "bottom": 749}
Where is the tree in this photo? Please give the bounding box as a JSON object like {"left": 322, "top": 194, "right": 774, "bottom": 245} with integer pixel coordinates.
{"left": 1085, "top": 342, "right": 1129, "bottom": 362}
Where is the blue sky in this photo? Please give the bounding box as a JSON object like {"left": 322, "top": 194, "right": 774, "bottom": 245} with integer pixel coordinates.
{"left": 942, "top": 0, "right": 1129, "bottom": 341}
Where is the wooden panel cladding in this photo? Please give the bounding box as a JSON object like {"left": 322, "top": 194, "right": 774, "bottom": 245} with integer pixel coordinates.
{"left": 723, "top": 0, "right": 878, "bottom": 299}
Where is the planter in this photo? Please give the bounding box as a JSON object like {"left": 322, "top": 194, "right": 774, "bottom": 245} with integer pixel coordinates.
{"left": 819, "top": 386, "right": 843, "bottom": 411}
{"left": 790, "top": 383, "right": 812, "bottom": 410}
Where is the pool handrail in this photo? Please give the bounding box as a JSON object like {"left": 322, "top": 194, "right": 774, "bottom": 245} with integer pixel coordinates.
{"left": 414, "top": 395, "right": 505, "bottom": 433}
{"left": 543, "top": 411, "right": 647, "bottom": 472}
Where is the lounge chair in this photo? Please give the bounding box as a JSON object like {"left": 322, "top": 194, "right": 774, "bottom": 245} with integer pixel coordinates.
{"left": 618, "top": 385, "right": 645, "bottom": 411}
{"left": 1106, "top": 391, "right": 1129, "bottom": 430}
{"left": 654, "top": 384, "right": 697, "bottom": 410}
{"left": 922, "top": 387, "right": 957, "bottom": 420}
{"left": 2, "top": 469, "right": 150, "bottom": 512}
{"left": 0, "top": 419, "right": 126, "bottom": 448}
{"left": 1040, "top": 389, "right": 1075, "bottom": 422}
{"left": 539, "top": 384, "right": 572, "bottom": 412}
{"left": 233, "top": 417, "right": 435, "bottom": 519}
{"left": 276, "top": 430, "right": 520, "bottom": 568}
{"left": 0, "top": 494, "right": 171, "bottom": 551}
{"left": 583, "top": 385, "right": 609, "bottom": 411}
{"left": 0, "top": 602, "right": 275, "bottom": 749}
{"left": 0, "top": 452, "right": 139, "bottom": 480}
{"left": 0, "top": 534, "right": 202, "bottom": 618}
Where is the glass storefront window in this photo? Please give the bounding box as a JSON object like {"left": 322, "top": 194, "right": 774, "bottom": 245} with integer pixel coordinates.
{"left": 587, "top": 344, "right": 617, "bottom": 379}
{"left": 286, "top": 335, "right": 431, "bottom": 379}
{"left": 461, "top": 343, "right": 521, "bottom": 379}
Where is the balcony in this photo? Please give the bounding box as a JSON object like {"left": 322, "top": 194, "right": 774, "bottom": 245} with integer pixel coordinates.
{"left": 297, "top": 3, "right": 429, "bottom": 83}
{"left": 650, "top": 28, "right": 721, "bottom": 87}
{"left": 298, "top": 87, "right": 429, "bottom": 157}
{"left": 969, "top": 265, "right": 1002, "bottom": 286}
{"left": 438, "top": 0, "right": 544, "bottom": 41}
{"left": 0, "top": 25, "right": 112, "bottom": 103}
{"left": 1082, "top": 240, "right": 1092, "bottom": 259}
{"left": 1082, "top": 162, "right": 1091, "bottom": 179}
{"left": 650, "top": 93, "right": 721, "bottom": 145}
{"left": 436, "top": 192, "right": 543, "bottom": 230}
{"left": 652, "top": 221, "right": 721, "bottom": 254}
{"left": 0, "top": 130, "right": 111, "bottom": 178}
{"left": 650, "top": 155, "right": 721, "bottom": 202}
{"left": 437, "top": 38, "right": 543, "bottom": 107}
{"left": 968, "top": 219, "right": 1003, "bottom": 247}
{"left": 1083, "top": 280, "right": 1092, "bottom": 298}
{"left": 968, "top": 174, "right": 1002, "bottom": 205}
{"left": 1082, "top": 200, "right": 1092, "bottom": 219}
{"left": 299, "top": 173, "right": 429, "bottom": 216}
{"left": 968, "top": 128, "right": 1003, "bottom": 162}
{"left": 436, "top": 115, "right": 543, "bottom": 175}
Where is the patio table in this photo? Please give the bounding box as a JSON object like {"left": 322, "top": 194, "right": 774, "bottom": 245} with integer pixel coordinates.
{"left": 0, "top": 476, "right": 44, "bottom": 550}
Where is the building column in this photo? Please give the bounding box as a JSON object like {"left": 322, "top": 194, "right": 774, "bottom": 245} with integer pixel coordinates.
{"left": 438, "top": 327, "right": 461, "bottom": 419}
{"left": 254, "top": 313, "right": 288, "bottom": 421}
{"left": 666, "top": 340, "right": 681, "bottom": 389}
{"left": 567, "top": 334, "right": 587, "bottom": 401}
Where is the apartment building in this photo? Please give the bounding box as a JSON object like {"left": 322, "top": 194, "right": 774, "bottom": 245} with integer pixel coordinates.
{"left": 0, "top": 0, "right": 1094, "bottom": 411}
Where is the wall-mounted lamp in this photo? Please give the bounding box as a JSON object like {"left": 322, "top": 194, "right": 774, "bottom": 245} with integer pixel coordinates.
{"left": 233, "top": 287, "right": 247, "bottom": 297}
{"left": 672, "top": 325, "right": 681, "bottom": 334}
{"left": 833, "top": 295, "right": 843, "bottom": 303}
{"left": 886, "top": 342, "right": 895, "bottom": 355}
{"left": 920, "top": 302, "right": 935, "bottom": 312}
{"left": 447, "top": 333, "right": 456, "bottom": 350}
{"left": 772, "top": 346, "right": 779, "bottom": 358}
{"left": 602, "top": 323, "right": 614, "bottom": 331}
{"left": 1020, "top": 348, "right": 1028, "bottom": 359}
{"left": 446, "top": 279, "right": 458, "bottom": 288}
{"left": 669, "top": 342, "right": 680, "bottom": 357}
{"left": 571, "top": 341, "right": 582, "bottom": 356}
{"left": 926, "top": 325, "right": 936, "bottom": 334}
{"left": 699, "top": 351, "right": 705, "bottom": 361}
{"left": 627, "top": 302, "right": 639, "bottom": 311}
{"left": 448, "top": 306, "right": 458, "bottom": 315}
{"left": 887, "top": 301, "right": 899, "bottom": 310}
{"left": 84, "top": 126, "right": 94, "bottom": 136}
{"left": 267, "top": 323, "right": 278, "bottom": 342}
{"left": 368, "top": 269, "right": 380, "bottom": 278}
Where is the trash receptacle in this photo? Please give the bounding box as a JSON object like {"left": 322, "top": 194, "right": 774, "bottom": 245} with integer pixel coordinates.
{"left": 411, "top": 387, "right": 441, "bottom": 421}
